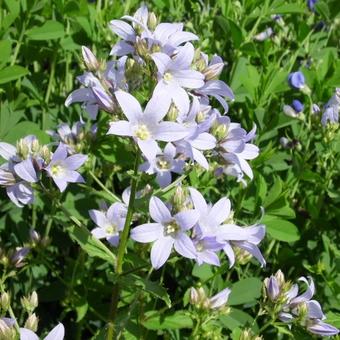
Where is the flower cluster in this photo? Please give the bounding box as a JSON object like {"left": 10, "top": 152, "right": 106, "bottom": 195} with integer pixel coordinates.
{"left": 130, "top": 188, "right": 265, "bottom": 269}
{"left": 64, "top": 5, "right": 260, "bottom": 187}
{"left": 264, "top": 270, "right": 339, "bottom": 336}
{"left": 0, "top": 136, "right": 87, "bottom": 207}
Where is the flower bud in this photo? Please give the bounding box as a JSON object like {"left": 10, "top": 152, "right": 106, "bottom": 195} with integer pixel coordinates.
{"left": 166, "top": 103, "right": 179, "bottom": 121}
{"left": 21, "top": 292, "right": 38, "bottom": 313}
{"left": 274, "top": 269, "right": 285, "bottom": 287}
{"left": 189, "top": 287, "right": 199, "bottom": 305}
{"left": 203, "top": 63, "right": 224, "bottom": 81}
{"left": 24, "top": 313, "right": 39, "bottom": 332}
{"left": 0, "top": 319, "right": 16, "bottom": 340}
{"left": 265, "top": 276, "right": 280, "bottom": 301}
{"left": 283, "top": 105, "right": 299, "bottom": 118}
{"left": 11, "top": 247, "right": 30, "bottom": 268}
{"left": 172, "top": 186, "right": 189, "bottom": 212}
{"left": 0, "top": 292, "right": 10, "bottom": 311}
{"left": 82, "top": 46, "right": 99, "bottom": 72}
{"left": 135, "top": 37, "right": 149, "bottom": 57}
{"left": 0, "top": 168, "right": 16, "bottom": 187}
{"left": 29, "top": 229, "right": 41, "bottom": 244}
{"left": 148, "top": 12, "right": 157, "bottom": 30}
{"left": 16, "top": 139, "right": 29, "bottom": 159}
{"left": 212, "top": 123, "right": 228, "bottom": 140}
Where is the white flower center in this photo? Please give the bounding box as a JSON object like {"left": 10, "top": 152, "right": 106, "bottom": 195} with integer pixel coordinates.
{"left": 164, "top": 220, "right": 180, "bottom": 236}
{"left": 106, "top": 224, "right": 118, "bottom": 235}
{"left": 51, "top": 164, "right": 64, "bottom": 176}
{"left": 156, "top": 156, "right": 171, "bottom": 170}
{"left": 196, "top": 241, "right": 204, "bottom": 252}
{"left": 135, "top": 124, "right": 150, "bottom": 140}
{"left": 163, "top": 72, "right": 173, "bottom": 82}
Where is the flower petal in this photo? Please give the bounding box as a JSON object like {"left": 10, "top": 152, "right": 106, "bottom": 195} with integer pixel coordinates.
{"left": 149, "top": 196, "right": 172, "bottom": 223}
{"left": 0, "top": 142, "right": 16, "bottom": 160}
{"left": 44, "top": 323, "right": 65, "bottom": 340}
{"left": 14, "top": 159, "right": 38, "bottom": 183}
{"left": 155, "top": 122, "right": 188, "bottom": 142}
{"left": 130, "top": 223, "right": 163, "bottom": 243}
{"left": 188, "top": 187, "right": 208, "bottom": 214}
{"left": 115, "top": 90, "right": 142, "bottom": 122}
{"left": 173, "top": 233, "right": 196, "bottom": 259}
{"left": 109, "top": 20, "right": 135, "bottom": 42}
{"left": 107, "top": 121, "right": 133, "bottom": 136}
{"left": 175, "top": 210, "right": 199, "bottom": 230}
{"left": 151, "top": 236, "right": 174, "bottom": 269}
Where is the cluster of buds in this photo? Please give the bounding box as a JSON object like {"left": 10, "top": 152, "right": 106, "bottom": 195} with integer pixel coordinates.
{"left": 263, "top": 271, "right": 339, "bottom": 336}
{"left": 189, "top": 286, "right": 231, "bottom": 313}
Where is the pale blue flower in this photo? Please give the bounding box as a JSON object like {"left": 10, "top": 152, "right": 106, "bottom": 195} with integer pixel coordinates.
{"left": 130, "top": 196, "right": 198, "bottom": 269}
{"left": 45, "top": 143, "right": 87, "bottom": 192}
{"left": 20, "top": 322, "right": 65, "bottom": 340}
{"left": 107, "top": 90, "right": 188, "bottom": 160}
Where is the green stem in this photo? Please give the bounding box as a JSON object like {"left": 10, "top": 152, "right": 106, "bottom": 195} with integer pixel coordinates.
{"left": 89, "top": 170, "right": 121, "bottom": 202}
{"left": 106, "top": 150, "right": 140, "bottom": 340}
{"left": 11, "top": 19, "right": 27, "bottom": 66}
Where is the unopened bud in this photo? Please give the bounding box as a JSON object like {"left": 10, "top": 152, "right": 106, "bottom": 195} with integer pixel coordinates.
{"left": 212, "top": 123, "right": 228, "bottom": 140}
{"left": 0, "top": 292, "right": 10, "bottom": 311}
{"left": 297, "top": 302, "right": 308, "bottom": 320}
{"left": 172, "top": 186, "right": 188, "bottom": 212}
{"left": 11, "top": 247, "right": 30, "bottom": 268}
{"left": 135, "top": 37, "right": 149, "bottom": 57}
{"left": 29, "top": 291, "right": 38, "bottom": 310}
{"left": 82, "top": 46, "right": 99, "bottom": 71}
{"left": 167, "top": 103, "right": 179, "bottom": 121}
{"left": 203, "top": 63, "right": 224, "bottom": 81}
{"left": 274, "top": 270, "right": 285, "bottom": 287}
{"left": 0, "top": 319, "right": 16, "bottom": 340}
{"left": 29, "top": 229, "right": 40, "bottom": 244}
{"left": 189, "top": 287, "right": 199, "bottom": 305}
{"left": 24, "top": 313, "right": 39, "bottom": 332}
{"left": 148, "top": 12, "right": 157, "bottom": 30}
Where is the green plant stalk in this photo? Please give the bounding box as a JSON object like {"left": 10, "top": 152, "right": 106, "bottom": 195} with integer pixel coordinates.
{"left": 89, "top": 170, "right": 121, "bottom": 202}
{"left": 106, "top": 150, "right": 140, "bottom": 340}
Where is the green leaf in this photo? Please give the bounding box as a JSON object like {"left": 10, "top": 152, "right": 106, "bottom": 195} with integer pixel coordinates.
{"left": 2, "top": 121, "right": 49, "bottom": 144}
{"left": 142, "top": 311, "right": 193, "bottom": 330}
{"left": 219, "top": 308, "right": 255, "bottom": 331}
{"left": 215, "top": 16, "right": 243, "bottom": 48}
{"left": 0, "top": 40, "right": 12, "bottom": 64}
{"left": 228, "top": 277, "right": 262, "bottom": 305}
{"left": 264, "top": 177, "right": 282, "bottom": 207}
{"left": 192, "top": 263, "right": 214, "bottom": 281}
{"left": 26, "top": 20, "right": 65, "bottom": 40}
{"left": 269, "top": 3, "right": 306, "bottom": 14}
{"left": 325, "top": 312, "right": 340, "bottom": 328}
{"left": 67, "top": 225, "right": 116, "bottom": 265}
{"left": 263, "top": 216, "right": 300, "bottom": 242}
{"left": 0, "top": 65, "right": 29, "bottom": 85}
{"left": 75, "top": 297, "right": 88, "bottom": 322}
{"left": 129, "top": 274, "right": 171, "bottom": 307}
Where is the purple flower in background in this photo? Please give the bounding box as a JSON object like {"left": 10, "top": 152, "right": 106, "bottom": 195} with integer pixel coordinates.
{"left": 45, "top": 143, "right": 87, "bottom": 192}
{"left": 264, "top": 274, "right": 281, "bottom": 301}
{"left": 139, "top": 143, "right": 185, "bottom": 188}
{"left": 20, "top": 322, "right": 65, "bottom": 340}
{"left": 312, "top": 103, "right": 321, "bottom": 114}
{"left": 194, "top": 236, "right": 223, "bottom": 266}
{"left": 89, "top": 202, "right": 127, "bottom": 246}
{"left": 175, "top": 97, "right": 216, "bottom": 169}
{"left": 189, "top": 187, "right": 231, "bottom": 237}
{"left": 110, "top": 5, "right": 198, "bottom": 57}
{"left": 292, "top": 99, "right": 304, "bottom": 113}
{"left": 218, "top": 118, "right": 259, "bottom": 181}
{"left": 10, "top": 247, "right": 30, "bottom": 268}
{"left": 308, "top": 320, "right": 339, "bottom": 336}
{"left": 254, "top": 27, "right": 274, "bottom": 41}
{"left": 307, "top": 0, "right": 318, "bottom": 12}
{"left": 321, "top": 88, "right": 340, "bottom": 126}
{"left": 208, "top": 288, "right": 231, "bottom": 310}
{"left": 65, "top": 57, "right": 127, "bottom": 119}
{"left": 82, "top": 46, "right": 99, "bottom": 71}
{"left": 218, "top": 223, "right": 266, "bottom": 267}
{"left": 288, "top": 71, "right": 305, "bottom": 90}
{"left": 130, "top": 196, "right": 198, "bottom": 269}
{"left": 152, "top": 43, "right": 205, "bottom": 114}
{"left": 194, "top": 54, "right": 234, "bottom": 112}
{"left": 277, "top": 276, "right": 339, "bottom": 336}
{"left": 107, "top": 90, "right": 188, "bottom": 160}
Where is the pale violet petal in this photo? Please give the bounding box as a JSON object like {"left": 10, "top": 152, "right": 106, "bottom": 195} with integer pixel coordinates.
{"left": 130, "top": 223, "right": 163, "bottom": 243}
{"left": 173, "top": 233, "right": 196, "bottom": 259}
{"left": 151, "top": 236, "right": 174, "bottom": 269}
{"left": 149, "top": 196, "right": 172, "bottom": 223}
